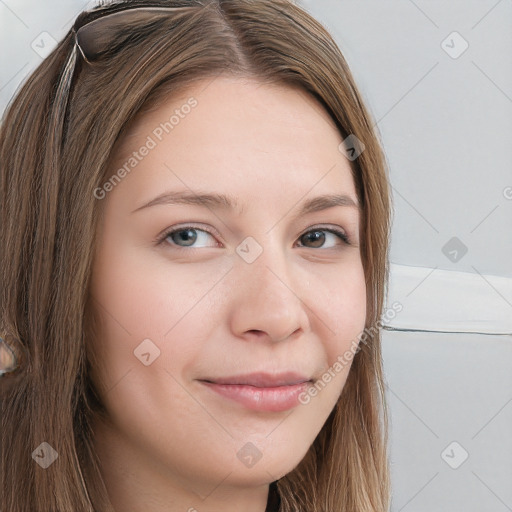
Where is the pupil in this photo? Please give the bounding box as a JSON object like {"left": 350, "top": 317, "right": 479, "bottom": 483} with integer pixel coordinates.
{"left": 172, "top": 228, "right": 197, "bottom": 246}
{"left": 305, "top": 231, "right": 324, "bottom": 248}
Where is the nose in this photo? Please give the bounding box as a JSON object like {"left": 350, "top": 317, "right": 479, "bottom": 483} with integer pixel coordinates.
{"left": 228, "top": 240, "right": 310, "bottom": 344}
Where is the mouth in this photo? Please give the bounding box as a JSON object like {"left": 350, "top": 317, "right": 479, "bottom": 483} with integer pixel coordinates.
{"left": 197, "top": 371, "right": 314, "bottom": 412}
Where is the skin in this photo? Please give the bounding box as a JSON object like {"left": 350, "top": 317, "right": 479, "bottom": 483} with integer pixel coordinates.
{"left": 88, "top": 75, "right": 366, "bottom": 512}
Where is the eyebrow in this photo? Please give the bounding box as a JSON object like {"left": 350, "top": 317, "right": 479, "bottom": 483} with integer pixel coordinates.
{"left": 131, "top": 190, "right": 360, "bottom": 216}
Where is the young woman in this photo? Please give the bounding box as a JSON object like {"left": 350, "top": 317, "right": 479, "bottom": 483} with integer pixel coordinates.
{"left": 0, "top": 1, "right": 392, "bottom": 511}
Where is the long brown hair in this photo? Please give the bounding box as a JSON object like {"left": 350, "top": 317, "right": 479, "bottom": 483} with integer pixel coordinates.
{"left": 0, "top": 1, "right": 392, "bottom": 510}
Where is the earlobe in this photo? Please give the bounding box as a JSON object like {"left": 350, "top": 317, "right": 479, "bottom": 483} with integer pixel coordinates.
{"left": 0, "top": 334, "right": 18, "bottom": 376}
{"left": 0, "top": 331, "right": 27, "bottom": 397}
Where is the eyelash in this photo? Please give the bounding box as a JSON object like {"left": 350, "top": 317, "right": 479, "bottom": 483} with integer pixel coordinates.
{"left": 156, "top": 224, "right": 351, "bottom": 250}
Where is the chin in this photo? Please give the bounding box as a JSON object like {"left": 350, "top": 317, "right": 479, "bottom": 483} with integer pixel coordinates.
{"left": 221, "top": 436, "right": 311, "bottom": 485}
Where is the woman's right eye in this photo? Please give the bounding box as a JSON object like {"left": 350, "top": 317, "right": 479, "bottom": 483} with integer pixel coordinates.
{"left": 158, "top": 226, "right": 220, "bottom": 250}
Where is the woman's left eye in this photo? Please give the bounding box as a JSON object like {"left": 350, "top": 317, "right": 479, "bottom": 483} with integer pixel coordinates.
{"left": 296, "top": 227, "right": 350, "bottom": 249}
{"left": 157, "top": 225, "right": 350, "bottom": 250}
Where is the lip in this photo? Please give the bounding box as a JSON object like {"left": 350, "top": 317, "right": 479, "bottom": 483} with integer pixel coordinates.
{"left": 198, "top": 372, "right": 313, "bottom": 412}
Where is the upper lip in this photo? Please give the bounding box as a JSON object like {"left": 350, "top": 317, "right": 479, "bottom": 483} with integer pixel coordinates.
{"left": 199, "top": 371, "right": 313, "bottom": 387}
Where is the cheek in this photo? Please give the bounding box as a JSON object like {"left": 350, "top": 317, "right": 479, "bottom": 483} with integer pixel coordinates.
{"left": 87, "top": 237, "right": 226, "bottom": 394}
{"left": 311, "top": 264, "right": 366, "bottom": 405}
{"left": 310, "top": 256, "right": 367, "bottom": 362}
{"left": 90, "top": 225, "right": 209, "bottom": 333}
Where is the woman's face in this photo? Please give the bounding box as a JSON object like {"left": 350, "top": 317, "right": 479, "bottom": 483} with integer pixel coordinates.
{"left": 89, "top": 75, "right": 366, "bottom": 508}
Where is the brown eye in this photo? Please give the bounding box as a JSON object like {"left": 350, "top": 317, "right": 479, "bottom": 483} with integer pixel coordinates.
{"left": 297, "top": 228, "right": 349, "bottom": 249}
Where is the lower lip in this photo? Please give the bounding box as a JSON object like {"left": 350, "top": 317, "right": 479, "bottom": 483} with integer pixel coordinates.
{"left": 199, "top": 381, "right": 311, "bottom": 412}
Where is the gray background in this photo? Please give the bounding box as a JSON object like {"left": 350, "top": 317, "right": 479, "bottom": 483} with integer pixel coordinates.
{"left": 1, "top": 1, "right": 511, "bottom": 511}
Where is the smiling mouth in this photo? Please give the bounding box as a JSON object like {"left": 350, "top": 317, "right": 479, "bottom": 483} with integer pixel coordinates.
{"left": 197, "top": 371, "right": 314, "bottom": 412}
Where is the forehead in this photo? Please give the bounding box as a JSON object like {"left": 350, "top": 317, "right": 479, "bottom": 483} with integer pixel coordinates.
{"left": 107, "top": 76, "right": 359, "bottom": 212}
